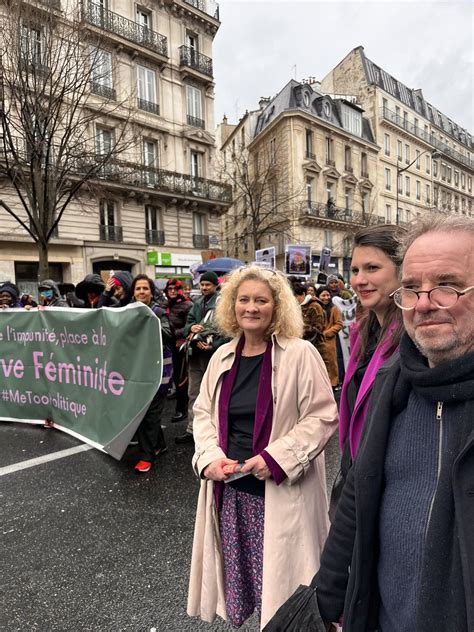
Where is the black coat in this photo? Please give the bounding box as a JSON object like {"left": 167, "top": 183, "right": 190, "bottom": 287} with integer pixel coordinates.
{"left": 315, "top": 339, "right": 474, "bottom": 632}
{"left": 166, "top": 297, "right": 192, "bottom": 339}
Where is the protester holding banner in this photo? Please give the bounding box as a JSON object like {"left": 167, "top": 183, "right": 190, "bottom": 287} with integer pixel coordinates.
{"left": 38, "top": 280, "right": 68, "bottom": 307}
{"left": 0, "top": 282, "right": 22, "bottom": 308}
{"left": 187, "top": 266, "right": 338, "bottom": 629}
{"left": 98, "top": 271, "right": 133, "bottom": 308}
{"left": 164, "top": 279, "right": 193, "bottom": 423}
{"left": 130, "top": 274, "right": 173, "bottom": 473}
{"left": 330, "top": 224, "right": 404, "bottom": 517}
{"left": 75, "top": 274, "right": 105, "bottom": 308}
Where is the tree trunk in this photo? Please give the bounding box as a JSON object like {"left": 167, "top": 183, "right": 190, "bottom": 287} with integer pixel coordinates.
{"left": 38, "top": 241, "right": 50, "bottom": 283}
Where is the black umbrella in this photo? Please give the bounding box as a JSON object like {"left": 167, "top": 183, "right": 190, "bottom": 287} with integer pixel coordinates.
{"left": 263, "top": 584, "right": 329, "bottom": 632}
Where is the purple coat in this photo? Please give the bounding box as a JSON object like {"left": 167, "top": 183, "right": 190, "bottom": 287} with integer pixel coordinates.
{"left": 339, "top": 320, "right": 398, "bottom": 458}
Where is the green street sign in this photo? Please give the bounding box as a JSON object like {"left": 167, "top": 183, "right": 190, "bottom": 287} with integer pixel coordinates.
{"left": 147, "top": 250, "right": 158, "bottom": 265}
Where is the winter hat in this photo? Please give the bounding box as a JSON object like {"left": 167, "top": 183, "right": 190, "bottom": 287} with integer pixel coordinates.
{"left": 327, "top": 274, "right": 339, "bottom": 283}
{"left": 0, "top": 282, "right": 20, "bottom": 299}
{"left": 200, "top": 271, "right": 219, "bottom": 286}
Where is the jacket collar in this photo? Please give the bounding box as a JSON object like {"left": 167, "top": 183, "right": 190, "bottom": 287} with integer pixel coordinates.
{"left": 220, "top": 332, "right": 288, "bottom": 360}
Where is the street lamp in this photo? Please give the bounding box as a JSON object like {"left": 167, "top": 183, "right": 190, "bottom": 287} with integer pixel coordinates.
{"left": 396, "top": 150, "right": 441, "bottom": 225}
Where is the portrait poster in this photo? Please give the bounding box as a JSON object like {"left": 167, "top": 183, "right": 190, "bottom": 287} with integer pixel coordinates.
{"left": 285, "top": 245, "right": 311, "bottom": 277}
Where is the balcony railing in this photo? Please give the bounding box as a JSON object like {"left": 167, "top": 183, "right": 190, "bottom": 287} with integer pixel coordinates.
{"left": 183, "top": 0, "right": 220, "bottom": 20}
{"left": 99, "top": 225, "right": 123, "bottom": 242}
{"left": 179, "top": 45, "right": 213, "bottom": 78}
{"left": 380, "top": 107, "right": 473, "bottom": 169}
{"left": 91, "top": 81, "right": 116, "bottom": 100}
{"left": 84, "top": 2, "right": 168, "bottom": 58}
{"left": 187, "top": 114, "right": 205, "bottom": 129}
{"left": 77, "top": 159, "right": 232, "bottom": 204}
{"left": 193, "top": 234, "right": 210, "bottom": 249}
{"left": 304, "top": 202, "right": 365, "bottom": 225}
{"left": 138, "top": 98, "right": 160, "bottom": 115}
{"left": 146, "top": 229, "right": 165, "bottom": 245}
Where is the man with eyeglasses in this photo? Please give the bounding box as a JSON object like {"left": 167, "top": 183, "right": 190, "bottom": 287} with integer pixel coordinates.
{"left": 312, "top": 215, "right": 474, "bottom": 632}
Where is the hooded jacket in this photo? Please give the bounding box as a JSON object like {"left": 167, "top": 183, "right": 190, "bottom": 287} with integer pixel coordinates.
{"left": 0, "top": 282, "right": 22, "bottom": 307}
{"left": 98, "top": 271, "right": 133, "bottom": 308}
{"left": 38, "top": 279, "right": 68, "bottom": 307}
{"left": 75, "top": 274, "right": 106, "bottom": 308}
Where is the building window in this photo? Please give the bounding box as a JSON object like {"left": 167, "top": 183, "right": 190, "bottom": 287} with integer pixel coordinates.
{"left": 341, "top": 104, "right": 362, "bottom": 136}
{"left": 425, "top": 154, "right": 430, "bottom": 174}
{"left": 99, "top": 200, "right": 122, "bottom": 241}
{"left": 454, "top": 171, "right": 459, "bottom": 187}
{"left": 415, "top": 150, "right": 420, "bottom": 169}
{"left": 434, "top": 187, "right": 439, "bottom": 205}
{"left": 447, "top": 166, "right": 452, "bottom": 183}
{"left": 91, "top": 48, "right": 114, "bottom": 98}
{"left": 416, "top": 180, "right": 421, "bottom": 200}
{"left": 426, "top": 184, "right": 431, "bottom": 204}
{"left": 325, "top": 137, "right": 333, "bottom": 164}
{"left": 270, "top": 181, "right": 278, "bottom": 215}
{"left": 398, "top": 207, "right": 404, "bottom": 223}
{"left": 397, "top": 172, "right": 402, "bottom": 194}
{"left": 468, "top": 176, "right": 472, "bottom": 192}
{"left": 362, "top": 191, "right": 369, "bottom": 215}
{"left": 137, "top": 65, "right": 159, "bottom": 114}
{"left": 344, "top": 187, "right": 353, "bottom": 212}
{"left": 305, "top": 130, "right": 314, "bottom": 159}
{"left": 190, "top": 150, "right": 202, "bottom": 178}
{"left": 186, "top": 85, "right": 203, "bottom": 128}
{"left": 269, "top": 138, "right": 276, "bottom": 162}
{"left": 433, "top": 161, "right": 438, "bottom": 177}
{"left": 344, "top": 146, "right": 352, "bottom": 170}
{"left": 385, "top": 168, "right": 391, "bottom": 191}
{"left": 386, "top": 204, "right": 392, "bottom": 223}
{"left": 324, "top": 230, "right": 333, "bottom": 248}
{"left": 461, "top": 172, "right": 466, "bottom": 188}
{"left": 143, "top": 140, "right": 158, "bottom": 185}
{"left": 193, "top": 212, "right": 208, "bottom": 248}
{"left": 384, "top": 134, "right": 390, "bottom": 156}
{"left": 96, "top": 126, "right": 113, "bottom": 156}
{"left": 403, "top": 111, "right": 408, "bottom": 129}
{"left": 186, "top": 29, "right": 199, "bottom": 53}
{"left": 21, "top": 24, "right": 43, "bottom": 66}
{"left": 441, "top": 163, "right": 447, "bottom": 181}
{"left": 361, "top": 152, "right": 367, "bottom": 176}
{"left": 397, "top": 140, "right": 402, "bottom": 161}
{"left": 306, "top": 177, "right": 314, "bottom": 205}
{"left": 405, "top": 144, "right": 410, "bottom": 164}
{"left": 136, "top": 7, "right": 152, "bottom": 29}
{"left": 145, "top": 205, "right": 164, "bottom": 245}
{"left": 405, "top": 176, "right": 410, "bottom": 196}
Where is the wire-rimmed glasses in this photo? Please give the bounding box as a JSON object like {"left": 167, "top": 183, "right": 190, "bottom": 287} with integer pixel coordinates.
{"left": 390, "top": 286, "right": 474, "bottom": 310}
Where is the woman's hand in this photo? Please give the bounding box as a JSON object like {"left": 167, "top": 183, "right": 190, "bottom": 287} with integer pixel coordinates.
{"left": 190, "top": 324, "right": 204, "bottom": 334}
{"left": 203, "top": 458, "right": 238, "bottom": 481}
{"left": 105, "top": 278, "right": 115, "bottom": 293}
{"left": 240, "top": 455, "right": 271, "bottom": 480}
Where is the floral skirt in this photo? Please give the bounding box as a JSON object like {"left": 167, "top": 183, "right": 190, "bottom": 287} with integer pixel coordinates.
{"left": 219, "top": 484, "right": 265, "bottom": 628}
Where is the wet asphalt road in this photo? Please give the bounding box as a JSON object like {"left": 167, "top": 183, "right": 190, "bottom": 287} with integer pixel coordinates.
{"left": 1, "top": 397, "right": 340, "bottom": 632}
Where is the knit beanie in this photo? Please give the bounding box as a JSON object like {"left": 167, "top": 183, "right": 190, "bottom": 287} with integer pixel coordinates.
{"left": 200, "top": 271, "right": 219, "bottom": 285}
{"left": 0, "top": 282, "right": 20, "bottom": 299}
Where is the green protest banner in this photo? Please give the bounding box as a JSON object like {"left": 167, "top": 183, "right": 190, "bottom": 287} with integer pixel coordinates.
{"left": 0, "top": 304, "right": 162, "bottom": 459}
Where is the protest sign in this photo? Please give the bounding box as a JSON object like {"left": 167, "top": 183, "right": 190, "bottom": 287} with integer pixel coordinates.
{"left": 0, "top": 303, "right": 162, "bottom": 459}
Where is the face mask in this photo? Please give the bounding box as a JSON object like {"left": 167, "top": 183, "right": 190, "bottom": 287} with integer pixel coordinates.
{"left": 40, "top": 289, "right": 54, "bottom": 300}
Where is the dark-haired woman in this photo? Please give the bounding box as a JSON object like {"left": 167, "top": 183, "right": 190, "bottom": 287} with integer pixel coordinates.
{"left": 164, "top": 279, "right": 193, "bottom": 422}
{"left": 131, "top": 274, "right": 173, "bottom": 473}
{"left": 314, "top": 286, "right": 343, "bottom": 388}
{"left": 330, "top": 224, "right": 405, "bottom": 515}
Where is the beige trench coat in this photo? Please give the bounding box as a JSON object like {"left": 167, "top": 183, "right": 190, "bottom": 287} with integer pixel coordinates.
{"left": 187, "top": 334, "right": 339, "bottom": 629}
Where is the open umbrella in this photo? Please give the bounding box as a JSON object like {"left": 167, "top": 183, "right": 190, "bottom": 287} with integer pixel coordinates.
{"left": 196, "top": 257, "right": 243, "bottom": 275}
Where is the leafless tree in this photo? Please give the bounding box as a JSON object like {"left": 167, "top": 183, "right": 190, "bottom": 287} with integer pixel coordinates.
{"left": 0, "top": 1, "right": 135, "bottom": 280}
{"left": 218, "top": 135, "right": 305, "bottom": 259}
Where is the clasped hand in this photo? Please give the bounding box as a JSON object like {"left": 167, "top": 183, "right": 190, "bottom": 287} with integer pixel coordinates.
{"left": 203, "top": 455, "right": 271, "bottom": 482}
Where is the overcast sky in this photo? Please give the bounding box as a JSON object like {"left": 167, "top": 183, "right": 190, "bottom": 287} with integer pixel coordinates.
{"left": 213, "top": 0, "right": 473, "bottom": 133}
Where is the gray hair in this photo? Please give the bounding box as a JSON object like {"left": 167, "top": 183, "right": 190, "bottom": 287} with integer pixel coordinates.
{"left": 399, "top": 212, "right": 474, "bottom": 259}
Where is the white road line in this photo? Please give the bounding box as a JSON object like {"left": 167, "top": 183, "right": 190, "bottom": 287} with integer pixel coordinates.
{"left": 0, "top": 444, "right": 94, "bottom": 477}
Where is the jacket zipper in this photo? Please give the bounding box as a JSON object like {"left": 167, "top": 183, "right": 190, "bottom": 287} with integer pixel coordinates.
{"left": 424, "top": 401, "right": 443, "bottom": 540}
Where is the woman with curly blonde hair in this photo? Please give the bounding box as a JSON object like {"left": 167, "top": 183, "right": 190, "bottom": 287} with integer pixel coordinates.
{"left": 187, "top": 266, "right": 339, "bottom": 630}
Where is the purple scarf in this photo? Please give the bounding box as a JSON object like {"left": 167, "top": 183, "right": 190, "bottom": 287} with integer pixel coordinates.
{"left": 214, "top": 336, "right": 274, "bottom": 506}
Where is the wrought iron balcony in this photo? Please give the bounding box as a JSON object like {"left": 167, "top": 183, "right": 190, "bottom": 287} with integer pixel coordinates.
{"left": 146, "top": 229, "right": 165, "bottom": 245}
{"left": 99, "top": 224, "right": 123, "bottom": 242}
{"left": 182, "top": 0, "right": 220, "bottom": 20}
{"left": 304, "top": 201, "right": 365, "bottom": 226}
{"left": 79, "top": 159, "right": 232, "bottom": 205}
{"left": 187, "top": 114, "right": 205, "bottom": 129}
{"left": 179, "top": 45, "right": 213, "bottom": 78}
{"left": 138, "top": 98, "right": 160, "bottom": 115}
{"left": 91, "top": 81, "right": 116, "bottom": 100}
{"left": 84, "top": 2, "right": 168, "bottom": 58}
{"left": 193, "top": 234, "right": 210, "bottom": 249}
{"left": 380, "top": 107, "right": 473, "bottom": 170}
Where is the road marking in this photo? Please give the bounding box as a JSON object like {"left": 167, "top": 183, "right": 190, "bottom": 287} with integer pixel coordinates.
{"left": 0, "top": 444, "right": 94, "bottom": 477}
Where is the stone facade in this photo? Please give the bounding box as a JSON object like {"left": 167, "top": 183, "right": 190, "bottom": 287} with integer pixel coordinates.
{"left": 320, "top": 46, "right": 473, "bottom": 226}
{"left": 218, "top": 81, "right": 380, "bottom": 278}
{"left": 0, "top": 0, "right": 230, "bottom": 294}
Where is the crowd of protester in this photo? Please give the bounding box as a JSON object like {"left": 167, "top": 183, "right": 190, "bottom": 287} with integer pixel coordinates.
{"left": 1, "top": 213, "right": 473, "bottom": 631}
